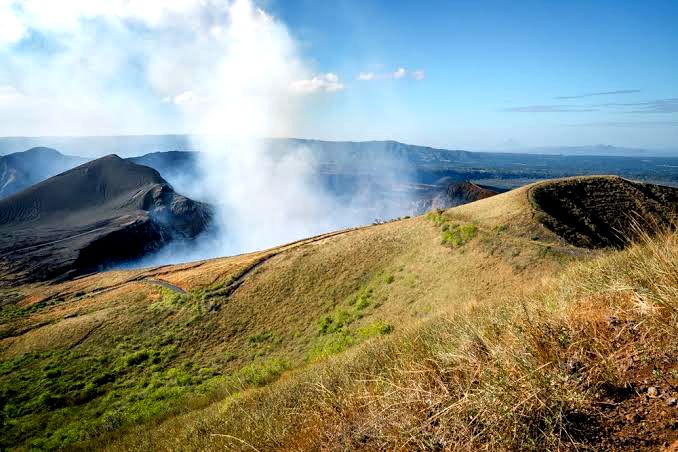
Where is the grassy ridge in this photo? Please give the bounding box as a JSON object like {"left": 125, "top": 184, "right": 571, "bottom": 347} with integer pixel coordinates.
{"left": 103, "top": 229, "right": 678, "bottom": 451}
{"left": 0, "top": 209, "right": 566, "bottom": 449}
{"left": 5, "top": 177, "right": 674, "bottom": 450}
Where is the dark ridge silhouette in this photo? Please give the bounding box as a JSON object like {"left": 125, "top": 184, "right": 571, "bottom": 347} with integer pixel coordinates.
{"left": 0, "top": 155, "right": 212, "bottom": 284}
{"left": 529, "top": 176, "right": 678, "bottom": 248}
{"left": 414, "top": 181, "right": 501, "bottom": 213}
{"left": 129, "top": 151, "right": 200, "bottom": 184}
{"left": 0, "top": 147, "right": 86, "bottom": 198}
{"left": 445, "top": 181, "right": 500, "bottom": 204}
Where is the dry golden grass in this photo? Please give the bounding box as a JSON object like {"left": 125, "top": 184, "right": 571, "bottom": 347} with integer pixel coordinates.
{"left": 6, "top": 177, "right": 674, "bottom": 450}
{"left": 101, "top": 228, "right": 678, "bottom": 451}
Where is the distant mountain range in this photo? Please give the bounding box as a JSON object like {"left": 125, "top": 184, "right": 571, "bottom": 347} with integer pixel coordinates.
{"left": 0, "top": 135, "right": 675, "bottom": 158}
{"left": 0, "top": 135, "right": 192, "bottom": 158}
{"left": 0, "top": 147, "right": 86, "bottom": 198}
{"left": 508, "top": 144, "right": 678, "bottom": 157}
{"left": 3, "top": 140, "right": 678, "bottom": 204}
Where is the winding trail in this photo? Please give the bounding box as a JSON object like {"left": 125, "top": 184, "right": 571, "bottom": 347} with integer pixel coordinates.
{"left": 34, "top": 225, "right": 364, "bottom": 305}
{"left": 205, "top": 226, "right": 360, "bottom": 298}
{"left": 147, "top": 279, "right": 186, "bottom": 294}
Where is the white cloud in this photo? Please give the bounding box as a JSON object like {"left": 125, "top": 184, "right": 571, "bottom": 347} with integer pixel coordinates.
{"left": 0, "top": 0, "right": 217, "bottom": 42}
{"left": 0, "top": 84, "right": 25, "bottom": 105}
{"left": 357, "top": 72, "right": 375, "bottom": 81}
{"left": 357, "top": 67, "right": 424, "bottom": 81}
{"left": 0, "top": 0, "right": 337, "bottom": 136}
{"left": 0, "top": 84, "right": 21, "bottom": 96}
{"left": 290, "top": 73, "right": 344, "bottom": 94}
{"left": 0, "top": 3, "right": 26, "bottom": 44}
{"left": 163, "top": 90, "right": 204, "bottom": 106}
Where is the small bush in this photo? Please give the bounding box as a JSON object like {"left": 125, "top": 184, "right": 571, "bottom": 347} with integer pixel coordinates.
{"left": 318, "top": 310, "right": 353, "bottom": 335}
{"left": 125, "top": 351, "right": 150, "bottom": 367}
{"left": 357, "top": 320, "right": 394, "bottom": 338}
{"left": 441, "top": 223, "right": 478, "bottom": 247}
{"left": 425, "top": 209, "right": 447, "bottom": 226}
{"left": 426, "top": 211, "right": 478, "bottom": 248}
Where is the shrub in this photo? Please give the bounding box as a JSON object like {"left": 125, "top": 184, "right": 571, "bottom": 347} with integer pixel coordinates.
{"left": 357, "top": 320, "right": 394, "bottom": 338}
{"left": 125, "top": 351, "right": 150, "bottom": 367}
{"left": 425, "top": 209, "right": 447, "bottom": 226}
{"left": 248, "top": 331, "right": 275, "bottom": 344}
{"left": 441, "top": 223, "right": 478, "bottom": 247}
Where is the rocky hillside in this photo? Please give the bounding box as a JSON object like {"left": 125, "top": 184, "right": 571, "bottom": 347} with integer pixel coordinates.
{"left": 529, "top": 176, "right": 678, "bottom": 248}
{"left": 422, "top": 180, "right": 500, "bottom": 211}
{"left": 0, "top": 155, "right": 212, "bottom": 283}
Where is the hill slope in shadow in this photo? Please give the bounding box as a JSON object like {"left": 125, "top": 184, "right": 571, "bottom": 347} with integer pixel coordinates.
{"left": 0, "top": 147, "right": 86, "bottom": 198}
{"left": 529, "top": 176, "right": 678, "bottom": 248}
{"left": 0, "top": 155, "right": 212, "bottom": 283}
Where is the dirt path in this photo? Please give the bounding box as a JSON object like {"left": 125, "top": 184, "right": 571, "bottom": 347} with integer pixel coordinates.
{"left": 147, "top": 279, "right": 186, "bottom": 294}
{"left": 34, "top": 225, "right": 365, "bottom": 306}
{"left": 214, "top": 227, "right": 358, "bottom": 299}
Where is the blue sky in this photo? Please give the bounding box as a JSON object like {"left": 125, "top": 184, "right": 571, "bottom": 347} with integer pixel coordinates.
{"left": 270, "top": 0, "right": 678, "bottom": 149}
{"left": 0, "top": 0, "right": 676, "bottom": 150}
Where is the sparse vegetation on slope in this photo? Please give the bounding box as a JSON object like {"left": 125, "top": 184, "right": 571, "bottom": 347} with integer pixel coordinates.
{"left": 103, "top": 228, "right": 678, "bottom": 451}
{"left": 0, "top": 194, "right": 565, "bottom": 449}
{"left": 1, "top": 176, "right": 676, "bottom": 450}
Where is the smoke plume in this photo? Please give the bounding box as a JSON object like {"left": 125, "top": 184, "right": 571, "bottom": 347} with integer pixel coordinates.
{"left": 1, "top": 0, "right": 410, "bottom": 261}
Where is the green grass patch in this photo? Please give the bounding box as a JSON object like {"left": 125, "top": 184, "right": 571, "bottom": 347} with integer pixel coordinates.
{"left": 357, "top": 320, "right": 394, "bottom": 338}
{"left": 426, "top": 210, "right": 479, "bottom": 248}
{"left": 441, "top": 223, "right": 478, "bottom": 247}
{"left": 308, "top": 287, "right": 392, "bottom": 362}
{"left": 235, "top": 358, "right": 289, "bottom": 387}
{"left": 0, "top": 335, "right": 293, "bottom": 451}
{"left": 306, "top": 332, "right": 355, "bottom": 362}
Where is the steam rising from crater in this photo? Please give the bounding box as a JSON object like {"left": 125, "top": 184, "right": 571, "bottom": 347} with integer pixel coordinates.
{"left": 0, "top": 0, "right": 410, "bottom": 262}
{"left": 185, "top": 0, "right": 344, "bottom": 253}
{"left": 162, "top": 0, "right": 401, "bottom": 256}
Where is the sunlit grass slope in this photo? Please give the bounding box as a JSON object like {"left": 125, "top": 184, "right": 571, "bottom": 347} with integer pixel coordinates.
{"left": 107, "top": 227, "right": 677, "bottom": 451}
{"left": 2, "top": 176, "right": 675, "bottom": 450}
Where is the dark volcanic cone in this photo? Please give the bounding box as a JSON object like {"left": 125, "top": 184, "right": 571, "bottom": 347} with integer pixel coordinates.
{"left": 0, "top": 154, "right": 212, "bottom": 284}
{"left": 445, "top": 181, "right": 499, "bottom": 204}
